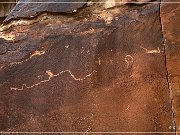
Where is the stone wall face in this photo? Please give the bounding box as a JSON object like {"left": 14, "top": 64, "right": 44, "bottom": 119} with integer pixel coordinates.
{"left": 161, "top": 0, "right": 180, "bottom": 132}
{"left": 0, "top": 0, "right": 179, "bottom": 133}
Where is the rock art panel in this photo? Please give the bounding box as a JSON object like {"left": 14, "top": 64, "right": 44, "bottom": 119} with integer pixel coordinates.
{"left": 0, "top": 1, "right": 175, "bottom": 133}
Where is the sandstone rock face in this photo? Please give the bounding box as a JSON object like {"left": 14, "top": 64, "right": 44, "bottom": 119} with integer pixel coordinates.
{"left": 161, "top": 0, "right": 180, "bottom": 132}
{"left": 0, "top": 0, "right": 178, "bottom": 133}
{"left": 4, "top": 0, "right": 87, "bottom": 22}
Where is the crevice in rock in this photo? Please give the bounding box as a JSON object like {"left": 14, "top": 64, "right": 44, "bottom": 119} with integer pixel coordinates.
{"left": 0, "top": 49, "right": 17, "bottom": 55}
{"left": 159, "top": 1, "right": 176, "bottom": 133}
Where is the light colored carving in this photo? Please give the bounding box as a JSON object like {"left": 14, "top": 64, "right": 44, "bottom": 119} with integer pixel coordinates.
{"left": 10, "top": 50, "right": 45, "bottom": 65}
{"left": 125, "top": 55, "right": 134, "bottom": 68}
{"left": 140, "top": 46, "right": 161, "bottom": 54}
{"left": 10, "top": 70, "right": 96, "bottom": 91}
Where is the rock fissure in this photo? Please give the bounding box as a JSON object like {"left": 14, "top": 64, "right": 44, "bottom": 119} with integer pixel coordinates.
{"left": 0, "top": 48, "right": 17, "bottom": 55}
{"left": 159, "top": 1, "right": 176, "bottom": 133}
{"left": 10, "top": 70, "right": 96, "bottom": 91}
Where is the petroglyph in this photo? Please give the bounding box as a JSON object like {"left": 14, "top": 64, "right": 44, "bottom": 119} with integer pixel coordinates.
{"left": 10, "top": 50, "right": 45, "bottom": 65}
{"left": 10, "top": 70, "right": 96, "bottom": 91}
{"left": 140, "top": 46, "right": 161, "bottom": 54}
{"left": 65, "top": 45, "right": 69, "bottom": 49}
{"left": 98, "top": 57, "right": 101, "bottom": 65}
{"left": 125, "top": 55, "right": 134, "bottom": 68}
{"left": 81, "top": 47, "right": 85, "bottom": 53}
{"left": 30, "top": 50, "right": 45, "bottom": 58}
{"left": 95, "top": 57, "right": 105, "bottom": 65}
{"left": 125, "top": 105, "right": 130, "bottom": 110}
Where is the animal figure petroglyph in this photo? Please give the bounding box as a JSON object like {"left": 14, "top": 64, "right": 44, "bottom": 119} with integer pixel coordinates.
{"left": 10, "top": 70, "right": 96, "bottom": 91}
{"left": 140, "top": 46, "right": 161, "bottom": 54}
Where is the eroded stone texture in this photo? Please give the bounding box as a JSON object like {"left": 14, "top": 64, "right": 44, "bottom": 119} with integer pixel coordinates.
{"left": 161, "top": 0, "right": 180, "bottom": 132}
{"left": 0, "top": 17, "right": 5, "bottom": 24}
{"left": 0, "top": 2, "right": 175, "bottom": 133}
{"left": 4, "top": 0, "right": 87, "bottom": 22}
{"left": 0, "top": 0, "right": 17, "bottom": 17}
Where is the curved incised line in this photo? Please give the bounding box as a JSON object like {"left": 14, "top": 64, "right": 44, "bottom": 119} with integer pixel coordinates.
{"left": 10, "top": 70, "right": 96, "bottom": 91}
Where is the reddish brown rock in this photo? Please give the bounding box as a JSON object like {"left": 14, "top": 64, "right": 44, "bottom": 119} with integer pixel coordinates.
{"left": 161, "top": 0, "right": 180, "bottom": 132}
{"left": 0, "top": 2, "right": 175, "bottom": 133}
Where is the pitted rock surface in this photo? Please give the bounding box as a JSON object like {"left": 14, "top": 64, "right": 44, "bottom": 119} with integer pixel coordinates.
{"left": 0, "top": 1, "right": 178, "bottom": 133}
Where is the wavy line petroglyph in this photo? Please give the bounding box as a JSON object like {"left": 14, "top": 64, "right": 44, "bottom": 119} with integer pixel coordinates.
{"left": 10, "top": 70, "right": 96, "bottom": 91}
{"left": 140, "top": 46, "right": 161, "bottom": 54}
{"left": 125, "top": 55, "right": 134, "bottom": 68}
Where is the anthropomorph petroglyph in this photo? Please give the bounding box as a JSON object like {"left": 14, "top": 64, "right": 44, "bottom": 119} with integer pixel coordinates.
{"left": 10, "top": 70, "right": 96, "bottom": 91}
{"left": 125, "top": 55, "right": 134, "bottom": 68}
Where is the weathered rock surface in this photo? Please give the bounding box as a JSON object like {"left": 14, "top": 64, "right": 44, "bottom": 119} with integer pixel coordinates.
{"left": 0, "top": 17, "right": 5, "bottom": 24}
{"left": 0, "top": 1, "right": 177, "bottom": 133}
{"left": 0, "top": 0, "right": 17, "bottom": 17}
{"left": 4, "top": 0, "right": 87, "bottom": 22}
{"left": 161, "top": 0, "right": 180, "bottom": 132}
